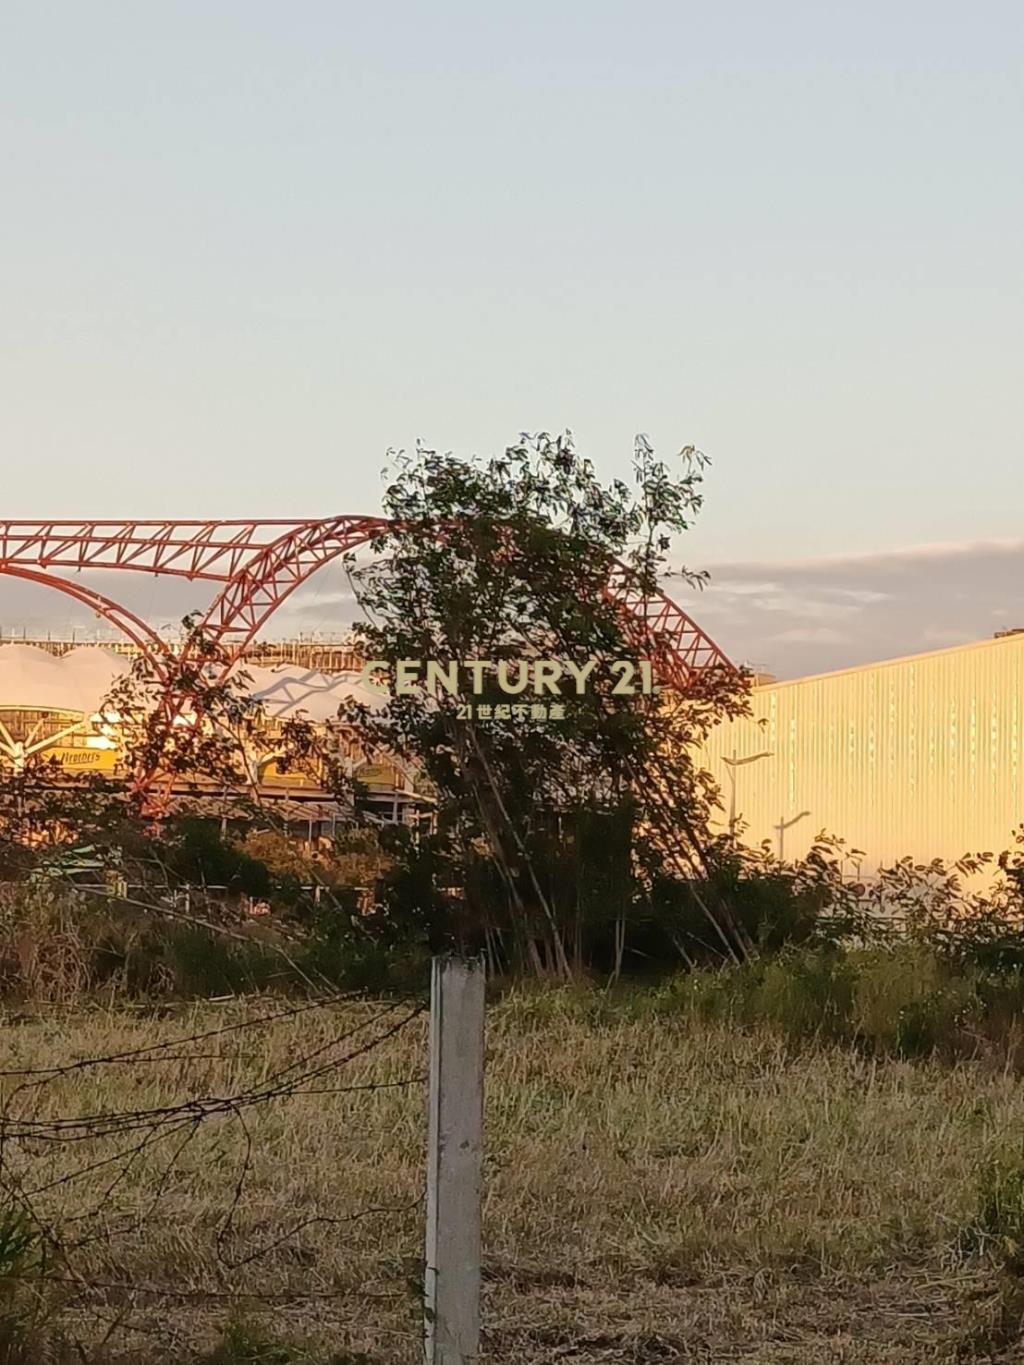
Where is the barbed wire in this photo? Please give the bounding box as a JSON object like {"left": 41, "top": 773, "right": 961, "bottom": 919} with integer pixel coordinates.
{"left": 0, "top": 984, "right": 430, "bottom": 1357}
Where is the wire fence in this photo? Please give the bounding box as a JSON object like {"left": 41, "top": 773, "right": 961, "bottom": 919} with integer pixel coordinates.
{"left": 0, "top": 985, "right": 434, "bottom": 1359}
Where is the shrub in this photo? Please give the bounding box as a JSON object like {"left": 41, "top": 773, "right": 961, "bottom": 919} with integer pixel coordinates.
{"left": 0, "top": 1207, "right": 45, "bottom": 1359}
{"left": 656, "top": 945, "right": 997, "bottom": 1060}
{"left": 753, "top": 949, "right": 855, "bottom": 1042}
{"left": 193, "top": 1320, "right": 375, "bottom": 1363}
{"left": 169, "top": 819, "right": 273, "bottom": 898}
{"left": 960, "top": 1155, "right": 1024, "bottom": 1275}
{"left": 297, "top": 901, "right": 429, "bottom": 994}
{"left": 654, "top": 949, "right": 855, "bottom": 1043}
{"left": 0, "top": 886, "right": 91, "bottom": 1002}
{"left": 849, "top": 944, "right": 981, "bottom": 1058}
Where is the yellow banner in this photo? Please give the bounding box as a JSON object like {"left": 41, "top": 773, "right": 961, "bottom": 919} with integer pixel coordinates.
{"left": 355, "top": 763, "right": 399, "bottom": 788}
{"left": 48, "top": 746, "right": 118, "bottom": 773}
{"left": 259, "top": 759, "right": 322, "bottom": 789}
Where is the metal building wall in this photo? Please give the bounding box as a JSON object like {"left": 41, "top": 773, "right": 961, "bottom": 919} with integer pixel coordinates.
{"left": 699, "top": 634, "right": 1024, "bottom": 869}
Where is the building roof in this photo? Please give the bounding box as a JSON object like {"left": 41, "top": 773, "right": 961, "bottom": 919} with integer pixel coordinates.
{"left": 754, "top": 630, "right": 1024, "bottom": 692}
{"left": 0, "top": 644, "right": 383, "bottom": 721}
{"left": 244, "top": 663, "right": 383, "bottom": 721}
{"left": 0, "top": 645, "right": 131, "bottom": 714}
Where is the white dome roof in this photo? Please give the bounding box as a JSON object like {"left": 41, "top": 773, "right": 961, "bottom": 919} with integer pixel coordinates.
{"left": 0, "top": 645, "right": 382, "bottom": 723}
{"left": 244, "top": 664, "right": 384, "bottom": 721}
{"left": 0, "top": 645, "right": 130, "bottom": 714}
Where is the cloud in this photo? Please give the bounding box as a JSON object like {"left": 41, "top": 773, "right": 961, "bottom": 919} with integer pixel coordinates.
{"left": 0, "top": 560, "right": 362, "bottom": 643}
{"left": 919, "top": 626, "right": 979, "bottom": 647}
{"left": 708, "top": 537, "right": 1024, "bottom": 575}
{"left": 699, "top": 579, "right": 781, "bottom": 597}
{"left": 2, "top": 536, "right": 1021, "bottom": 683}
{"left": 276, "top": 586, "right": 359, "bottom": 614}
{"left": 672, "top": 538, "right": 1024, "bottom": 679}
{"left": 770, "top": 626, "right": 849, "bottom": 645}
{"left": 820, "top": 587, "right": 891, "bottom": 605}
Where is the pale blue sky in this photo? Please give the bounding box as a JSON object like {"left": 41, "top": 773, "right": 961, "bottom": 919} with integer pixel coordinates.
{"left": 1, "top": 2, "right": 1022, "bottom": 655}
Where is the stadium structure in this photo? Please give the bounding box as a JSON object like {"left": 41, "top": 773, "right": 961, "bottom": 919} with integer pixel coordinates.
{"left": 5, "top": 515, "right": 1019, "bottom": 869}
{"left": 0, "top": 640, "right": 429, "bottom": 824}
{"left": 700, "top": 630, "right": 1024, "bottom": 872}
{"left": 0, "top": 514, "right": 732, "bottom": 820}
{"left": 6, "top": 629, "right": 1022, "bottom": 863}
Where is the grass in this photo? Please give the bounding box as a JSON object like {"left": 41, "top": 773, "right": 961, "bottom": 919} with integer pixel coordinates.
{"left": 3, "top": 984, "right": 1024, "bottom": 1360}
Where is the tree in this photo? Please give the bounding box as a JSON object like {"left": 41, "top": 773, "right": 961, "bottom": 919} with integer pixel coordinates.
{"left": 343, "top": 431, "right": 749, "bottom": 977}
{"left": 0, "top": 619, "right": 353, "bottom": 899}
{"left": 102, "top": 614, "right": 351, "bottom": 817}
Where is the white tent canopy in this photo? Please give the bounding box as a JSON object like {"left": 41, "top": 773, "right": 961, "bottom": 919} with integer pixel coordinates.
{"left": 0, "top": 645, "right": 130, "bottom": 715}
{"left": 0, "top": 645, "right": 383, "bottom": 722}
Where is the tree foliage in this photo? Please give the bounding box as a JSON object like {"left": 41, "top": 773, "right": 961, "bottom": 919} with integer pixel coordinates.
{"left": 343, "top": 431, "right": 749, "bottom": 976}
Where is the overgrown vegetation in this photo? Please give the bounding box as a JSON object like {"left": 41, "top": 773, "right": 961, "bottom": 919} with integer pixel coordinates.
{"left": 341, "top": 432, "right": 749, "bottom": 977}
{"left": 6, "top": 434, "right": 1024, "bottom": 999}
{"left": 0, "top": 991, "right": 1020, "bottom": 1361}
{"left": 8, "top": 434, "right": 1024, "bottom": 1359}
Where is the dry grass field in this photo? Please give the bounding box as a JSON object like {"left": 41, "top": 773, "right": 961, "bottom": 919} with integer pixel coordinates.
{"left": 3, "top": 988, "right": 1024, "bottom": 1363}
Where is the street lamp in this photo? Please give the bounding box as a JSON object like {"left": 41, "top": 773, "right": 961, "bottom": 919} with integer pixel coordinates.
{"left": 721, "top": 748, "right": 774, "bottom": 837}
{"left": 774, "top": 810, "right": 811, "bottom": 862}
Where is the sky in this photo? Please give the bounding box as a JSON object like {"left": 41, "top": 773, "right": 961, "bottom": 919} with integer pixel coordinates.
{"left": 1, "top": 2, "right": 1022, "bottom": 676}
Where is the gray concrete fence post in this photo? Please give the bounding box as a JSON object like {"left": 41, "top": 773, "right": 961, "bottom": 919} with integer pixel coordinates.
{"left": 425, "top": 953, "right": 486, "bottom": 1364}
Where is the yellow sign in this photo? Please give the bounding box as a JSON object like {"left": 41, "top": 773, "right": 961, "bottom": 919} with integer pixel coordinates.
{"left": 259, "top": 759, "right": 322, "bottom": 789}
{"left": 49, "top": 746, "right": 118, "bottom": 773}
{"left": 355, "top": 762, "right": 400, "bottom": 788}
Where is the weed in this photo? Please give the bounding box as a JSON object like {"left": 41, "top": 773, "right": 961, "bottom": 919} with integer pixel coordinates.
{"left": 959, "top": 1156, "right": 1024, "bottom": 1274}
{"left": 194, "top": 1322, "right": 375, "bottom": 1364}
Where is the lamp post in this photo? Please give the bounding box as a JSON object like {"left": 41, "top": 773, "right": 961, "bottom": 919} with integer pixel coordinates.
{"left": 721, "top": 748, "right": 774, "bottom": 837}
{"left": 774, "top": 810, "right": 811, "bottom": 861}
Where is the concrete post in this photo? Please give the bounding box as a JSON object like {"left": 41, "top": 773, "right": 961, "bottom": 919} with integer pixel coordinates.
{"left": 425, "top": 954, "right": 485, "bottom": 1364}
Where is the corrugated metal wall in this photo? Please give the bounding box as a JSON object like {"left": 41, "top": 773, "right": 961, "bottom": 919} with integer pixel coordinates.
{"left": 699, "top": 634, "right": 1024, "bottom": 868}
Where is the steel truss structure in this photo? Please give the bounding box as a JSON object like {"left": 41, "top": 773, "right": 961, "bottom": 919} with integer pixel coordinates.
{"left": 0, "top": 517, "right": 734, "bottom": 802}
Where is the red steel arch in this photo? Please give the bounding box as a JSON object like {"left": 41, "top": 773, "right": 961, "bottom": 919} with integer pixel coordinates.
{"left": 0, "top": 517, "right": 733, "bottom": 683}
{"left": 1, "top": 565, "right": 172, "bottom": 676}
{"left": 0, "top": 517, "right": 735, "bottom": 801}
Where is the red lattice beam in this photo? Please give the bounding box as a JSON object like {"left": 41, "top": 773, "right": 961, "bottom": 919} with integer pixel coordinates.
{"left": 0, "top": 515, "right": 735, "bottom": 808}
{"left": 1, "top": 566, "right": 172, "bottom": 679}
{"left": 0, "top": 520, "right": 320, "bottom": 583}
{"left": 0, "top": 516, "right": 733, "bottom": 684}
{"left": 2, "top": 513, "right": 737, "bottom": 679}
{"left": 605, "top": 563, "right": 731, "bottom": 695}
{"left": 200, "top": 517, "right": 388, "bottom": 655}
